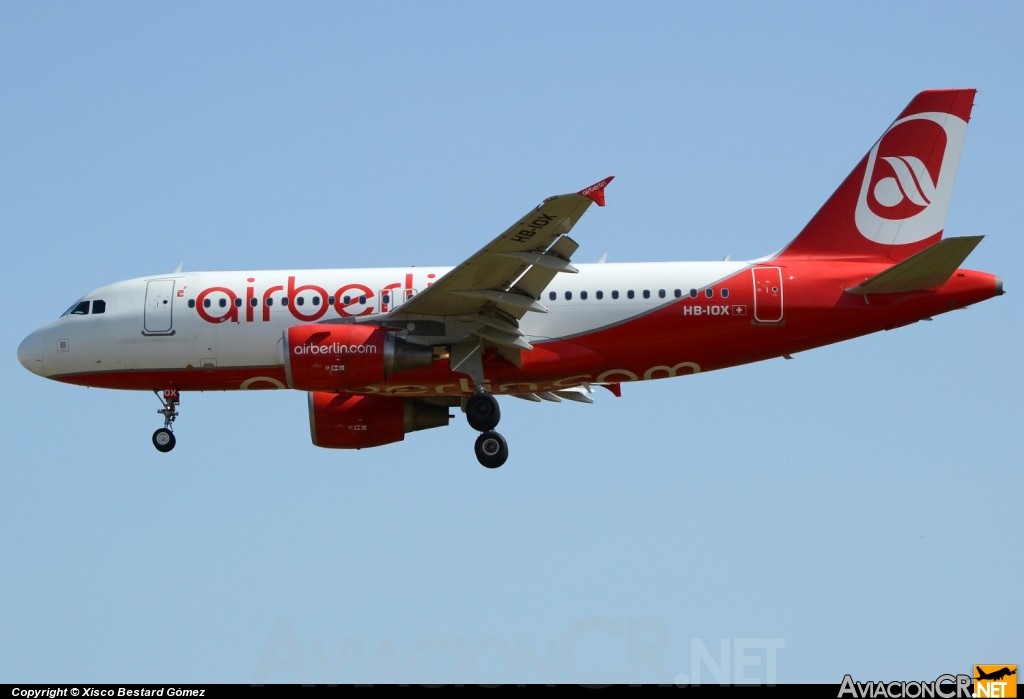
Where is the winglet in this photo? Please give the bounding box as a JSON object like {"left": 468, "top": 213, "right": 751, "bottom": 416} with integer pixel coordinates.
{"left": 578, "top": 176, "right": 615, "bottom": 207}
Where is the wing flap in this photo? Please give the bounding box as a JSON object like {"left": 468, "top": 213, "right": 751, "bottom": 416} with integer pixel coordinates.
{"left": 846, "top": 236, "right": 984, "bottom": 294}
{"left": 498, "top": 236, "right": 581, "bottom": 319}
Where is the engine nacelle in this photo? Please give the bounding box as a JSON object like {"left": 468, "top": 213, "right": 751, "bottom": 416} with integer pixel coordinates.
{"left": 284, "top": 324, "right": 434, "bottom": 391}
{"left": 308, "top": 393, "right": 451, "bottom": 449}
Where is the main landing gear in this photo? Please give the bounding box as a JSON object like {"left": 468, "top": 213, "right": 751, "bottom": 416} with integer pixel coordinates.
{"left": 466, "top": 389, "right": 507, "bottom": 468}
{"left": 475, "top": 431, "right": 508, "bottom": 469}
{"left": 152, "top": 388, "right": 179, "bottom": 453}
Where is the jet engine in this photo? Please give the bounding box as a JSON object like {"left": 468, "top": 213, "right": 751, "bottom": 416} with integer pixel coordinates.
{"left": 284, "top": 324, "right": 434, "bottom": 391}
{"left": 308, "top": 393, "right": 451, "bottom": 449}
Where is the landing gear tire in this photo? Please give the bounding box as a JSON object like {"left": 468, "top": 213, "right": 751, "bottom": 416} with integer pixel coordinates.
{"left": 153, "top": 389, "right": 180, "bottom": 453}
{"left": 475, "top": 431, "right": 508, "bottom": 469}
{"left": 466, "top": 390, "right": 500, "bottom": 432}
{"left": 153, "top": 428, "right": 176, "bottom": 453}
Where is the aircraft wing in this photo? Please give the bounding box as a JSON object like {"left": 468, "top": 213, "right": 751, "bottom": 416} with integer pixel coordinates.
{"left": 392, "top": 177, "right": 613, "bottom": 324}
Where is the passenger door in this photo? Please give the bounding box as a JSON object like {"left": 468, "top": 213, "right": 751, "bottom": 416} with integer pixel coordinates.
{"left": 752, "top": 267, "right": 784, "bottom": 323}
{"left": 144, "top": 280, "right": 175, "bottom": 335}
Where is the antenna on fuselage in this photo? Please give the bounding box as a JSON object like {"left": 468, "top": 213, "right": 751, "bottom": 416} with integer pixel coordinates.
{"left": 597, "top": 253, "right": 608, "bottom": 264}
{"left": 173, "top": 262, "right": 183, "bottom": 273}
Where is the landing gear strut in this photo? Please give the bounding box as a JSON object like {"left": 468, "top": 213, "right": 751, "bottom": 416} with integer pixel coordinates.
{"left": 153, "top": 388, "right": 179, "bottom": 453}
{"left": 466, "top": 389, "right": 507, "bottom": 468}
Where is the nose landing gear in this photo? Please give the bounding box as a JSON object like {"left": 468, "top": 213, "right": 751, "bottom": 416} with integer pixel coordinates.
{"left": 153, "top": 388, "right": 179, "bottom": 453}
{"left": 153, "top": 428, "right": 175, "bottom": 452}
{"left": 466, "top": 389, "right": 507, "bottom": 468}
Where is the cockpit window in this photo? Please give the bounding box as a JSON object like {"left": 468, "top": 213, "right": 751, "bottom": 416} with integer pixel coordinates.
{"left": 92, "top": 300, "right": 106, "bottom": 314}
{"left": 62, "top": 301, "right": 90, "bottom": 317}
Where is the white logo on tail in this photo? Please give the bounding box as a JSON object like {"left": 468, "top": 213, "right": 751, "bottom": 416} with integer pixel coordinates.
{"left": 873, "top": 156, "right": 936, "bottom": 207}
{"left": 855, "top": 112, "right": 967, "bottom": 246}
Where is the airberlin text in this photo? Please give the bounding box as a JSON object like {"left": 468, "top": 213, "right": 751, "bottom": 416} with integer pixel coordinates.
{"left": 293, "top": 343, "right": 377, "bottom": 356}
{"left": 192, "top": 274, "right": 419, "bottom": 325}
{"left": 838, "top": 674, "right": 972, "bottom": 699}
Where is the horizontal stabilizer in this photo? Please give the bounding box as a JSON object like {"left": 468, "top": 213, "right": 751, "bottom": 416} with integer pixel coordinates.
{"left": 846, "top": 236, "right": 984, "bottom": 294}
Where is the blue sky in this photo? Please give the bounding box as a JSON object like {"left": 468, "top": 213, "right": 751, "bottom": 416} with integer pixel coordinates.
{"left": 1, "top": 1, "right": 1021, "bottom": 684}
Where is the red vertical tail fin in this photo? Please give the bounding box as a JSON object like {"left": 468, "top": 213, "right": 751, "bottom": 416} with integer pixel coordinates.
{"left": 777, "top": 89, "right": 976, "bottom": 263}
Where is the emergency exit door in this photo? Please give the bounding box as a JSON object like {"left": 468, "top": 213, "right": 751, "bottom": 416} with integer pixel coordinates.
{"left": 144, "top": 280, "right": 175, "bottom": 334}
{"left": 752, "top": 267, "right": 784, "bottom": 323}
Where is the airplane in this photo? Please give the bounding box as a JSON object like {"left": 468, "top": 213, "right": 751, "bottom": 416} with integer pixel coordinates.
{"left": 17, "top": 89, "right": 1003, "bottom": 468}
{"left": 975, "top": 667, "right": 1016, "bottom": 682}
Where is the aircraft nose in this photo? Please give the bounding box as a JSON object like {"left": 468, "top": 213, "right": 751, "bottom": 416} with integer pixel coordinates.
{"left": 17, "top": 329, "right": 44, "bottom": 376}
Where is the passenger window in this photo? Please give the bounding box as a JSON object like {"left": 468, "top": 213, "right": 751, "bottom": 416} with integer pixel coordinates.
{"left": 549, "top": 291, "right": 556, "bottom": 301}
{"left": 204, "top": 299, "right": 211, "bottom": 308}
{"left": 219, "top": 299, "right": 227, "bottom": 308}
{"left": 690, "top": 289, "right": 698, "bottom": 298}
{"left": 596, "top": 291, "right": 603, "bottom": 300}
{"left": 565, "top": 291, "right": 572, "bottom": 300}
{"left": 627, "top": 290, "right": 635, "bottom": 299}
{"left": 92, "top": 300, "right": 106, "bottom": 314}
{"left": 674, "top": 289, "right": 682, "bottom": 298}
{"left": 705, "top": 289, "right": 714, "bottom": 298}
{"left": 359, "top": 295, "right": 366, "bottom": 304}
{"left": 722, "top": 288, "right": 730, "bottom": 298}
{"left": 282, "top": 297, "right": 289, "bottom": 306}
{"left": 250, "top": 298, "right": 258, "bottom": 307}
{"left": 297, "top": 297, "right": 305, "bottom": 306}
{"left": 612, "top": 290, "right": 619, "bottom": 299}
{"left": 70, "top": 301, "right": 90, "bottom": 315}
{"left": 188, "top": 299, "right": 196, "bottom": 309}
{"left": 581, "top": 291, "right": 588, "bottom": 300}
{"left": 643, "top": 290, "right": 650, "bottom": 299}
{"left": 266, "top": 298, "right": 274, "bottom": 306}
{"left": 312, "top": 296, "right": 320, "bottom": 306}
{"left": 343, "top": 295, "right": 351, "bottom": 305}
{"left": 234, "top": 298, "right": 242, "bottom": 307}
{"left": 328, "top": 296, "right": 335, "bottom": 305}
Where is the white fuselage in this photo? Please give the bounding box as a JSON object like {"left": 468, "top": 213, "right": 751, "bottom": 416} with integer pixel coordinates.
{"left": 20, "top": 261, "right": 748, "bottom": 381}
